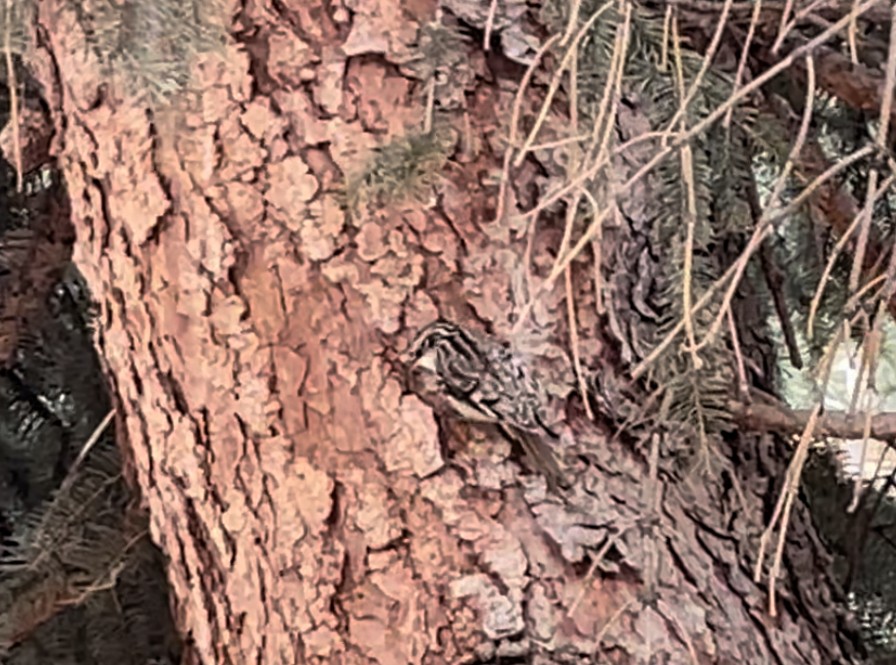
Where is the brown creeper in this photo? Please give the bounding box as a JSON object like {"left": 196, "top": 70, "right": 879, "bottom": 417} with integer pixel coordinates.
{"left": 404, "top": 319, "right": 567, "bottom": 491}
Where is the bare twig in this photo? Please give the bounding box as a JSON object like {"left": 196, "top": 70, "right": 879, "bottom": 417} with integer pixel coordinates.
{"left": 423, "top": 78, "right": 435, "bottom": 134}
{"left": 807, "top": 172, "right": 896, "bottom": 339}
{"left": 775, "top": 0, "right": 840, "bottom": 53}
{"left": 567, "top": 529, "right": 626, "bottom": 616}
{"left": 759, "top": 239, "right": 803, "bottom": 369}
{"left": 494, "top": 33, "right": 562, "bottom": 225}
{"left": 521, "top": 3, "right": 631, "bottom": 327}
{"left": 847, "top": 0, "right": 860, "bottom": 64}
{"left": 661, "top": 4, "right": 672, "bottom": 71}
{"left": 662, "top": 0, "right": 734, "bottom": 139}
{"left": 753, "top": 403, "right": 818, "bottom": 617}
{"left": 770, "top": 0, "right": 795, "bottom": 54}
{"left": 727, "top": 308, "right": 751, "bottom": 398}
{"left": 484, "top": 0, "right": 499, "bottom": 50}
{"left": 593, "top": 594, "right": 635, "bottom": 646}
{"left": 563, "top": 42, "right": 595, "bottom": 420}
{"left": 560, "top": 0, "right": 583, "bottom": 47}
{"left": 672, "top": 14, "right": 704, "bottom": 370}
{"left": 848, "top": 3, "right": 896, "bottom": 296}
{"left": 725, "top": 0, "right": 762, "bottom": 128}
{"left": 767, "top": 410, "right": 814, "bottom": 617}
{"left": 514, "top": 1, "right": 614, "bottom": 168}
{"left": 69, "top": 409, "right": 116, "bottom": 481}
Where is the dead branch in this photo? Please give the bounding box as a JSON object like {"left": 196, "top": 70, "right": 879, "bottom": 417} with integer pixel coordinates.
{"left": 789, "top": 42, "right": 896, "bottom": 121}
{"left": 736, "top": 387, "right": 896, "bottom": 443}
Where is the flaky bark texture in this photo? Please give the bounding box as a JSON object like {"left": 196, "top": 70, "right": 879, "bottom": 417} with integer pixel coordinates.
{"left": 26, "top": 0, "right": 862, "bottom": 663}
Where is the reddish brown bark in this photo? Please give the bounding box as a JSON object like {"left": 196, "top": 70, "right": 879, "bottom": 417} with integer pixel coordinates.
{"left": 24, "top": 1, "right": 864, "bottom": 663}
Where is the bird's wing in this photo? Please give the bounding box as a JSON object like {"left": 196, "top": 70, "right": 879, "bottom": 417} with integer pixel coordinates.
{"left": 441, "top": 349, "right": 481, "bottom": 394}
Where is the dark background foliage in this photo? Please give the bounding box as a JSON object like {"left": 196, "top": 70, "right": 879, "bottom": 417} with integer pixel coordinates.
{"left": 0, "top": 73, "right": 182, "bottom": 662}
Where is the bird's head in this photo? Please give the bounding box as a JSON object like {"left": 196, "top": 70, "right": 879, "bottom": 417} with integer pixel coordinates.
{"left": 402, "top": 319, "right": 465, "bottom": 370}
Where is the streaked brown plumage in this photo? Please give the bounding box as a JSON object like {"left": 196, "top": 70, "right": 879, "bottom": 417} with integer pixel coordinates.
{"left": 404, "top": 319, "right": 566, "bottom": 491}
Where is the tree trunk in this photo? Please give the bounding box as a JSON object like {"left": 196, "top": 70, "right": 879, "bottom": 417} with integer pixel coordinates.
{"left": 25, "top": 0, "right": 863, "bottom": 662}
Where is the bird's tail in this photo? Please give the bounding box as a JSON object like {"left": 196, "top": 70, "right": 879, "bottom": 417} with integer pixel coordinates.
{"left": 499, "top": 425, "right": 567, "bottom": 492}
